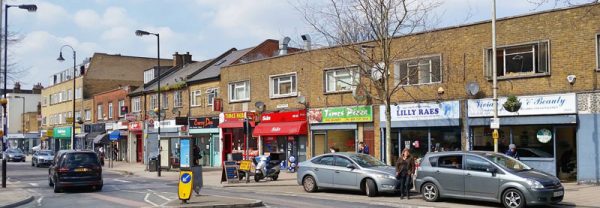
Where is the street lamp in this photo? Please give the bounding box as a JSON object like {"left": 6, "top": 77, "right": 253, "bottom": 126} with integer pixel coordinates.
{"left": 135, "top": 29, "right": 161, "bottom": 177}
{"left": 57, "top": 45, "right": 77, "bottom": 150}
{"left": 2, "top": 3, "right": 37, "bottom": 189}
{"left": 491, "top": 0, "right": 500, "bottom": 153}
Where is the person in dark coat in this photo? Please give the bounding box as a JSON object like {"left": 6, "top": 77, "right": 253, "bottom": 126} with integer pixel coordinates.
{"left": 505, "top": 144, "right": 520, "bottom": 160}
{"left": 395, "top": 148, "right": 415, "bottom": 199}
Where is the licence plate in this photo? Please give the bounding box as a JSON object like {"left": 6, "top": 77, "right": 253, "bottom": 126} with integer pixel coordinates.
{"left": 553, "top": 191, "right": 564, "bottom": 197}
{"left": 75, "top": 168, "right": 88, "bottom": 172}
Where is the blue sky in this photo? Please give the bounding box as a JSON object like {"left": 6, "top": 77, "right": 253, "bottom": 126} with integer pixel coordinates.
{"left": 7, "top": 0, "right": 589, "bottom": 88}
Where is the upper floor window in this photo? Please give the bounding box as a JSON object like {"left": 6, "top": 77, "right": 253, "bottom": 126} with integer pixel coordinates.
{"left": 75, "top": 88, "right": 82, "bottom": 99}
{"left": 144, "top": 69, "right": 155, "bottom": 84}
{"left": 229, "top": 80, "right": 250, "bottom": 102}
{"left": 67, "top": 89, "right": 72, "bottom": 101}
{"left": 150, "top": 95, "right": 157, "bottom": 111}
{"left": 395, "top": 55, "right": 442, "bottom": 85}
{"left": 486, "top": 41, "right": 549, "bottom": 78}
{"left": 174, "top": 91, "right": 183, "bottom": 108}
{"left": 207, "top": 88, "right": 218, "bottom": 106}
{"left": 325, "top": 67, "right": 358, "bottom": 93}
{"left": 161, "top": 93, "right": 168, "bottom": 109}
{"left": 118, "top": 100, "right": 125, "bottom": 117}
{"left": 191, "top": 90, "right": 202, "bottom": 107}
{"left": 97, "top": 104, "right": 103, "bottom": 120}
{"left": 270, "top": 73, "right": 297, "bottom": 98}
{"left": 108, "top": 102, "right": 114, "bottom": 119}
{"left": 85, "top": 110, "right": 91, "bottom": 121}
{"left": 132, "top": 97, "right": 141, "bottom": 112}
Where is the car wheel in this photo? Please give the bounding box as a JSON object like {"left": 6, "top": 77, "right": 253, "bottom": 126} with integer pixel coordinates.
{"left": 31, "top": 161, "right": 34, "bottom": 166}
{"left": 365, "top": 178, "right": 378, "bottom": 197}
{"left": 502, "top": 188, "right": 525, "bottom": 208}
{"left": 53, "top": 180, "right": 61, "bottom": 193}
{"left": 422, "top": 182, "right": 440, "bottom": 202}
{"left": 272, "top": 174, "right": 278, "bottom": 181}
{"left": 302, "top": 175, "right": 318, "bottom": 192}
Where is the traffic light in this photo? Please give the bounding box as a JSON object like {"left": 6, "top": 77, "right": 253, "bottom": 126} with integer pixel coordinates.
{"left": 120, "top": 106, "right": 128, "bottom": 115}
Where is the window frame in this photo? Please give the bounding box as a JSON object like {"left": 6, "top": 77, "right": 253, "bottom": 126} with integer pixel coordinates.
{"left": 161, "top": 93, "right": 168, "bottom": 109}
{"left": 118, "top": 100, "right": 125, "bottom": 117}
{"left": 108, "top": 102, "right": 113, "bottom": 119}
{"left": 484, "top": 40, "right": 551, "bottom": 79}
{"left": 394, "top": 54, "right": 443, "bottom": 86}
{"left": 207, "top": 88, "right": 218, "bottom": 107}
{"left": 269, "top": 72, "right": 297, "bottom": 98}
{"left": 324, "top": 67, "right": 359, "bottom": 93}
{"left": 190, "top": 90, "right": 202, "bottom": 107}
{"left": 173, "top": 91, "right": 183, "bottom": 108}
{"left": 132, "top": 97, "right": 141, "bottom": 113}
{"left": 437, "top": 154, "right": 463, "bottom": 170}
{"left": 149, "top": 94, "right": 157, "bottom": 110}
{"left": 85, "top": 110, "right": 91, "bottom": 121}
{"left": 97, "top": 104, "right": 103, "bottom": 121}
{"left": 228, "top": 80, "right": 250, "bottom": 102}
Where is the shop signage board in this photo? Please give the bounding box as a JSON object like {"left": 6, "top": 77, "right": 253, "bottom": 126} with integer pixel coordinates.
{"left": 84, "top": 123, "right": 106, "bottom": 133}
{"left": 260, "top": 109, "right": 306, "bottom": 123}
{"left": 220, "top": 161, "right": 239, "bottom": 183}
{"left": 309, "top": 106, "right": 372, "bottom": 124}
{"left": 537, "top": 129, "right": 552, "bottom": 143}
{"left": 53, "top": 127, "right": 72, "bottom": 138}
{"left": 224, "top": 112, "right": 256, "bottom": 122}
{"left": 189, "top": 117, "right": 219, "bottom": 129}
{"left": 128, "top": 122, "right": 143, "bottom": 131}
{"left": 379, "top": 101, "right": 460, "bottom": 121}
{"left": 467, "top": 93, "right": 577, "bottom": 117}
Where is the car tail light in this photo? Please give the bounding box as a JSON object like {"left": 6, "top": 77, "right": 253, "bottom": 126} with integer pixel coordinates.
{"left": 58, "top": 167, "right": 69, "bottom": 173}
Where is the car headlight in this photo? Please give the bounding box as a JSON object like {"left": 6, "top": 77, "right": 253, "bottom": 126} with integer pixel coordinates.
{"left": 526, "top": 178, "right": 544, "bottom": 189}
{"left": 375, "top": 174, "right": 396, "bottom": 180}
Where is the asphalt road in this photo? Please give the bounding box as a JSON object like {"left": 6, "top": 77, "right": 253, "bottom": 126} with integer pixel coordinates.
{"left": 0, "top": 161, "right": 404, "bottom": 208}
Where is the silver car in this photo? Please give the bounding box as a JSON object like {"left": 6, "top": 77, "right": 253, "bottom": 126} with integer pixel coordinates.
{"left": 297, "top": 153, "right": 398, "bottom": 197}
{"left": 32, "top": 150, "right": 55, "bottom": 167}
{"left": 415, "top": 151, "right": 564, "bottom": 208}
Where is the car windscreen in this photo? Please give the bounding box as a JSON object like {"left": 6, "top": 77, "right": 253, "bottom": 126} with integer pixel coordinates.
{"left": 38, "top": 151, "right": 53, "bottom": 156}
{"left": 61, "top": 153, "right": 99, "bottom": 168}
{"left": 6, "top": 149, "right": 21, "bottom": 153}
{"left": 483, "top": 153, "right": 531, "bottom": 171}
{"left": 349, "top": 154, "right": 386, "bottom": 168}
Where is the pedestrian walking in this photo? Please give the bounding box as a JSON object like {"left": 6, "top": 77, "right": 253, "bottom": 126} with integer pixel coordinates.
{"left": 395, "top": 148, "right": 415, "bottom": 199}
{"left": 505, "top": 144, "right": 520, "bottom": 160}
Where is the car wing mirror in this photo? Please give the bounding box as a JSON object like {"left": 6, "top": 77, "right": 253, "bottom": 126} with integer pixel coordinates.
{"left": 487, "top": 167, "right": 498, "bottom": 176}
{"left": 346, "top": 164, "right": 356, "bottom": 169}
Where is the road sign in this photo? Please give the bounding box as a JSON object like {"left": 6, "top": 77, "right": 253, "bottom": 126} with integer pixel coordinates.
{"left": 66, "top": 117, "right": 74, "bottom": 123}
{"left": 178, "top": 171, "right": 193, "bottom": 201}
{"left": 492, "top": 129, "right": 499, "bottom": 140}
{"left": 490, "top": 118, "right": 500, "bottom": 129}
{"left": 180, "top": 139, "right": 190, "bottom": 169}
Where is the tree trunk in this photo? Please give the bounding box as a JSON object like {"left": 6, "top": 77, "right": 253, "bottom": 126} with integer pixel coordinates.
{"left": 385, "top": 100, "right": 393, "bottom": 165}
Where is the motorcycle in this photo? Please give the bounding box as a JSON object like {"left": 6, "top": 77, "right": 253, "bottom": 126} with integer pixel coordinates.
{"left": 254, "top": 154, "right": 281, "bottom": 182}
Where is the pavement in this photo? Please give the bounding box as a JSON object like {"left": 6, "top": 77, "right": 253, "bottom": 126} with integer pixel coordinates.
{"left": 0, "top": 182, "right": 34, "bottom": 208}
{"left": 163, "top": 194, "right": 263, "bottom": 208}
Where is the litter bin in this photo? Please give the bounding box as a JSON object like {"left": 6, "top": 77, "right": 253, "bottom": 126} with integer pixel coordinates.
{"left": 149, "top": 157, "right": 157, "bottom": 172}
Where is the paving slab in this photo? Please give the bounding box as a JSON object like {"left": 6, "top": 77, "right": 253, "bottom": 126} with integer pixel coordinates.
{"left": 0, "top": 188, "right": 34, "bottom": 208}
{"left": 163, "top": 194, "right": 263, "bottom": 208}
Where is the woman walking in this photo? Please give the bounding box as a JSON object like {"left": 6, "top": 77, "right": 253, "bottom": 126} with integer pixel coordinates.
{"left": 395, "top": 148, "right": 415, "bottom": 199}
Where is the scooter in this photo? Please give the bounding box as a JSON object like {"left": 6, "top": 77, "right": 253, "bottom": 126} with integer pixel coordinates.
{"left": 254, "top": 155, "right": 281, "bottom": 182}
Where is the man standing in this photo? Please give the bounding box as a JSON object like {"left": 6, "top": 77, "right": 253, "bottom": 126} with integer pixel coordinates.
{"left": 505, "top": 144, "right": 519, "bottom": 160}
{"left": 358, "top": 142, "right": 370, "bottom": 155}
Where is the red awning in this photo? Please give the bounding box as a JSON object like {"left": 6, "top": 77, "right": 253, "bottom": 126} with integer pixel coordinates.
{"left": 219, "top": 121, "right": 255, "bottom": 129}
{"left": 252, "top": 121, "right": 308, "bottom": 137}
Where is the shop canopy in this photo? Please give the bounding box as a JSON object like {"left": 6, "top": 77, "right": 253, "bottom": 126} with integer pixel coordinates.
{"left": 93, "top": 133, "right": 109, "bottom": 144}
{"left": 219, "top": 120, "right": 255, "bottom": 129}
{"left": 252, "top": 121, "right": 307, "bottom": 137}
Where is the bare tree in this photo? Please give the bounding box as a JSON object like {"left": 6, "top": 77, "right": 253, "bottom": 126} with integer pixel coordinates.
{"left": 297, "top": 0, "right": 440, "bottom": 164}
{"left": 528, "top": 0, "right": 598, "bottom": 7}
{"left": 1, "top": 30, "right": 27, "bottom": 86}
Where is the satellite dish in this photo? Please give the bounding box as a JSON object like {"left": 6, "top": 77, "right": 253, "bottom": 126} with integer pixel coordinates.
{"left": 255, "top": 101, "right": 265, "bottom": 112}
{"left": 297, "top": 96, "right": 306, "bottom": 104}
{"left": 466, "top": 82, "right": 480, "bottom": 96}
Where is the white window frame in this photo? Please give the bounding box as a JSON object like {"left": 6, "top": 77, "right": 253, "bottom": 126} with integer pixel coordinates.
{"left": 394, "top": 54, "right": 443, "bottom": 86}
{"left": 85, "top": 110, "right": 91, "bottom": 121}
{"left": 229, "top": 80, "right": 250, "bottom": 102}
{"left": 207, "top": 88, "right": 218, "bottom": 106}
{"left": 161, "top": 93, "right": 168, "bottom": 109}
{"left": 97, "top": 104, "right": 103, "bottom": 120}
{"left": 485, "top": 40, "right": 550, "bottom": 78}
{"left": 144, "top": 69, "right": 155, "bottom": 84}
{"left": 132, "top": 97, "right": 141, "bottom": 112}
{"left": 118, "top": 100, "right": 125, "bottom": 117}
{"left": 108, "top": 102, "right": 113, "bottom": 119}
{"left": 75, "top": 87, "right": 82, "bottom": 99}
{"left": 67, "top": 89, "right": 72, "bottom": 101}
{"left": 324, "top": 67, "right": 359, "bottom": 93}
{"left": 150, "top": 95, "right": 157, "bottom": 111}
{"left": 190, "top": 90, "right": 202, "bottom": 107}
{"left": 174, "top": 91, "right": 183, "bottom": 108}
{"left": 269, "top": 72, "right": 297, "bottom": 98}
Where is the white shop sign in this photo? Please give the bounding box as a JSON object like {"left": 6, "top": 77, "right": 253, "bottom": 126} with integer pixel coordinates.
{"left": 380, "top": 101, "right": 460, "bottom": 121}
{"left": 467, "top": 93, "right": 577, "bottom": 117}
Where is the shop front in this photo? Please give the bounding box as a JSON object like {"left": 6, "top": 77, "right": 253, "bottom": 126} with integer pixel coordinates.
{"left": 127, "top": 121, "right": 144, "bottom": 163}
{"left": 219, "top": 112, "right": 256, "bottom": 162}
{"left": 189, "top": 116, "right": 220, "bottom": 167}
{"left": 7, "top": 133, "right": 39, "bottom": 154}
{"left": 380, "top": 101, "right": 461, "bottom": 164}
{"left": 309, "top": 106, "right": 374, "bottom": 158}
{"left": 253, "top": 109, "right": 308, "bottom": 164}
{"left": 146, "top": 120, "right": 184, "bottom": 170}
{"left": 468, "top": 93, "right": 577, "bottom": 181}
{"left": 53, "top": 126, "right": 72, "bottom": 151}
{"left": 84, "top": 123, "right": 106, "bottom": 153}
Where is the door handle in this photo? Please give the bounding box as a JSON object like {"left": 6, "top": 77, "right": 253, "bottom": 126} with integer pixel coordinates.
{"left": 335, "top": 170, "right": 340, "bottom": 173}
{"left": 314, "top": 168, "right": 319, "bottom": 171}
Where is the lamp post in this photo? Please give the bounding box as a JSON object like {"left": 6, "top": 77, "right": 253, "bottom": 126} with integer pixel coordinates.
{"left": 135, "top": 29, "right": 161, "bottom": 177}
{"left": 57, "top": 45, "right": 76, "bottom": 150}
{"left": 2, "top": 3, "right": 37, "bottom": 189}
{"left": 491, "top": 0, "right": 500, "bottom": 153}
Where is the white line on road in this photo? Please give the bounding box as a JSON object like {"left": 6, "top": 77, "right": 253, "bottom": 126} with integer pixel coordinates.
{"left": 147, "top": 189, "right": 170, "bottom": 201}
{"left": 29, "top": 183, "right": 39, "bottom": 187}
{"left": 113, "top": 179, "right": 131, "bottom": 183}
{"left": 36, "top": 196, "right": 44, "bottom": 207}
{"left": 144, "top": 193, "right": 159, "bottom": 207}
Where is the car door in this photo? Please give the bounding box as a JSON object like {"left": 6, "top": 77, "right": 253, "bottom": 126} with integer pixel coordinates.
{"left": 332, "top": 156, "right": 359, "bottom": 190}
{"left": 433, "top": 154, "right": 465, "bottom": 197}
{"left": 464, "top": 155, "right": 500, "bottom": 200}
{"left": 313, "top": 156, "right": 335, "bottom": 188}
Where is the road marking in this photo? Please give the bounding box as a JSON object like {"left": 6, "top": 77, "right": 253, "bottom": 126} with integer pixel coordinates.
{"left": 147, "top": 189, "right": 170, "bottom": 201}
{"left": 86, "top": 192, "right": 148, "bottom": 207}
{"left": 144, "top": 193, "right": 159, "bottom": 207}
{"left": 36, "top": 196, "right": 44, "bottom": 206}
{"left": 113, "top": 179, "right": 131, "bottom": 183}
{"left": 29, "top": 182, "right": 39, "bottom": 187}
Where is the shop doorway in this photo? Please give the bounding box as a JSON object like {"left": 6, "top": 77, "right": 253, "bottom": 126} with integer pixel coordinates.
{"left": 136, "top": 135, "right": 143, "bottom": 162}
{"left": 222, "top": 133, "right": 232, "bottom": 162}
{"left": 556, "top": 127, "right": 577, "bottom": 181}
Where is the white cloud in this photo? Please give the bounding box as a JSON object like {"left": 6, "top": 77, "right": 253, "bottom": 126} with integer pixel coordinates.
{"left": 103, "top": 7, "right": 135, "bottom": 27}
{"left": 74, "top": 9, "right": 102, "bottom": 29}
{"left": 101, "top": 26, "right": 132, "bottom": 41}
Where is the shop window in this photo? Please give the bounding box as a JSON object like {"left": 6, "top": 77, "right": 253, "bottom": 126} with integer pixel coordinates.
{"left": 472, "top": 126, "right": 554, "bottom": 158}
{"left": 327, "top": 130, "right": 356, "bottom": 153}
{"left": 270, "top": 73, "right": 297, "bottom": 98}
{"left": 465, "top": 155, "right": 493, "bottom": 172}
{"left": 334, "top": 156, "right": 352, "bottom": 167}
{"left": 438, "top": 155, "right": 463, "bottom": 169}
{"left": 229, "top": 80, "right": 250, "bottom": 102}
{"left": 485, "top": 41, "right": 549, "bottom": 78}
{"left": 324, "top": 67, "right": 358, "bottom": 93}
{"left": 395, "top": 55, "right": 442, "bottom": 85}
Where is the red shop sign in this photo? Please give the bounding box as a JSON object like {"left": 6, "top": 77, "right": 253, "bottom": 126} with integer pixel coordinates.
{"left": 128, "top": 121, "right": 143, "bottom": 131}
{"left": 260, "top": 109, "right": 306, "bottom": 123}
{"left": 224, "top": 112, "right": 256, "bottom": 122}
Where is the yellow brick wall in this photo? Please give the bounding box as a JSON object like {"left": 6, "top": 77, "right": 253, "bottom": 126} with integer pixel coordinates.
{"left": 188, "top": 81, "right": 221, "bottom": 118}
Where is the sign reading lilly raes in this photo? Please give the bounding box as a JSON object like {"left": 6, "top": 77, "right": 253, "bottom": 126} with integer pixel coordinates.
{"left": 308, "top": 106, "right": 372, "bottom": 123}
{"left": 380, "top": 101, "right": 460, "bottom": 121}
{"left": 467, "top": 93, "right": 576, "bottom": 117}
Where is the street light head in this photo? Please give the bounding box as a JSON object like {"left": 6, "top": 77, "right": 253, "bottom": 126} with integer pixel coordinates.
{"left": 18, "top": 4, "right": 37, "bottom": 12}
{"left": 57, "top": 51, "right": 65, "bottom": 62}
{"left": 135, "top": 30, "right": 151, "bottom": 36}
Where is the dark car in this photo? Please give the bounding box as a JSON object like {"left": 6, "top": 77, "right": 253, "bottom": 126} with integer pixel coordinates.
{"left": 32, "top": 150, "right": 55, "bottom": 167}
{"left": 3, "top": 149, "right": 26, "bottom": 162}
{"left": 48, "top": 150, "right": 103, "bottom": 193}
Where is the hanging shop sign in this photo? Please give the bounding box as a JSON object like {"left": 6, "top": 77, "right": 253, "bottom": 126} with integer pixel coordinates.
{"left": 128, "top": 121, "right": 143, "bottom": 131}
{"left": 308, "top": 106, "right": 372, "bottom": 124}
{"left": 536, "top": 129, "right": 552, "bottom": 143}
{"left": 379, "top": 101, "right": 460, "bottom": 121}
{"left": 188, "top": 117, "right": 219, "bottom": 129}
{"left": 468, "top": 93, "right": 576, "bottom": 117}
{"left": 260, "top": 109, "right": 306, "bottom": 123}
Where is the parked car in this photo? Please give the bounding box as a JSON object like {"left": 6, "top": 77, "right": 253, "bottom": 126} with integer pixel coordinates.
{"left": 297, "top": 153, "right": 397, "bottom": 197}
{"left": 48, "top": 150, "right": 103, "bottom": 193}
{"left": 32, "top": 150, "right": 55, "bottom": 167}
{"left": 3, "top": 149, "right": 25, "bottom": 162}
{"left": 415, "top": 151, "right": 563, "bottom": 208}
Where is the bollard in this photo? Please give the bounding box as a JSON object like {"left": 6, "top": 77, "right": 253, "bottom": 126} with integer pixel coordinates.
{"left": 2, "top": 159, "right": 6, "bottom": 188}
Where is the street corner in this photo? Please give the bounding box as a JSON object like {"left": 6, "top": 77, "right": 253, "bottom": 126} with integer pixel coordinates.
{"left": 163, "top": 194, "right": 263, "bottom": 208}
{"left": 0, "top": 188, "right": 34, "bottom": 208}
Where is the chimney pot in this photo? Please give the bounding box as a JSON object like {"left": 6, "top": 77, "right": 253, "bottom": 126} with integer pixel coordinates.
{"left": 173, "top": 52, "right": 184, "bottom": 67}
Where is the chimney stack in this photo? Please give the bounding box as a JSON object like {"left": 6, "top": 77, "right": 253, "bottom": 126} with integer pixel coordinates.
{"left": 182, "top": 52, "right": 192, "bottom": 65}
{"left": 173, "top": 52, "right": 183, "bottom": 67}
{"left": 301, "top": 34, "right": 311, "bottom": 50}
{"left": 279, "top": 37, "right": 291, "bottom": 56}
{"left": 32, "top": 83, "right": 44, "bottom": 94}
{"left": 13, "top": 82, "right": 21, "bottom": 93}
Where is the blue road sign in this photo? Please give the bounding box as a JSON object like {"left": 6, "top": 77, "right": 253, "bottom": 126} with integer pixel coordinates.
{"left": 181, "top": 173, "right": 191, "bottom": 184}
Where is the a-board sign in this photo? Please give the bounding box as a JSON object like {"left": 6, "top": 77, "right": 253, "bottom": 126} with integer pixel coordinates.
{"left": 220, "top": 161, "right": 239, "bottom": 183}
{"left": 239, "top": 160, "right": 252, "bottom": 171}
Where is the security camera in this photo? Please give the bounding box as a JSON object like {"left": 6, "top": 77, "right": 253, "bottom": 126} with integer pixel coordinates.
{"left": 437, "top": 87, "right": 445, "bottom": 95}
{"left": 567, "top": 75, "right": 576, "bottom": 85}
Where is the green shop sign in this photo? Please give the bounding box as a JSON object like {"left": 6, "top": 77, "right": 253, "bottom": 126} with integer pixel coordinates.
{"left": 308, "top": 106, "right": 373, "bottom": 124}
{"left": 53, "top": 127, "right": 72, "bottom": 139}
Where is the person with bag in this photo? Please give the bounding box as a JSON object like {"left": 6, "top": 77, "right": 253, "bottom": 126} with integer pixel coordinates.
{"left": 395, "top": 148, "right": 415, "bottom": 199}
